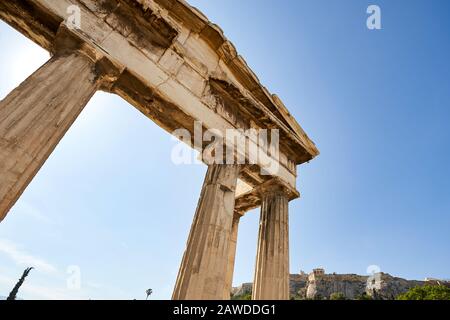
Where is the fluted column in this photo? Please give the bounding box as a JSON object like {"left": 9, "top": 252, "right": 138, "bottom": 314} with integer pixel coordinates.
{"left": 252, "top": 183, "right": 290, "bottom": 300}
{"left": 173, "top": 164, "right": 240, "bottom": 300}
{"left": 223, "top": 212, "right": 242, "bottom": 299}
{"left": 0, "top": 49, "right": 103, "bottom": 222}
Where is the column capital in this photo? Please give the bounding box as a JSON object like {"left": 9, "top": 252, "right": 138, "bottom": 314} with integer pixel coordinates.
{"left": 204, "top": 163, "right": 241, "bottom": 192}
{"left": 234, "top": 177, "right": 299, "bottom": 216}
{"left": 234, "top": 208, "right": 246, "bottom": 217}
{"left": 52, "top": 23, "right": 125, "bottom": 91}
{"left": 258, "top": 177, "right": 299, "bottom": 200}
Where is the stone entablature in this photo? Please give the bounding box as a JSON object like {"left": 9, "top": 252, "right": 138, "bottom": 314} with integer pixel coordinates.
{"left": 0, "top": 0, "right": 320, "bottom": 300}
{"left": 0, "top": 0, "right": 319, "bottom": 192}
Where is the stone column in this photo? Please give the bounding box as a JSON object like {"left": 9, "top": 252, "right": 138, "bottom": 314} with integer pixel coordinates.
{"left": 223, "top": 212, "right": 242, "bottom": 299}
{"left": 173, "top": 164, "right": 240, "bottom": 300}
{"left": 0, "top": 50, "right": 103, "bottom": 222}
{"left": 252, "top": 183, "right": 290, "bottom": 300}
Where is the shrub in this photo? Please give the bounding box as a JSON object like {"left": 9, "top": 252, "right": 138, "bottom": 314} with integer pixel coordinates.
{"left": 355, "top": 293, "right": 373, "bottom": 300}
{"left": 330, "top": 292, "right": 347, "bottom": 300}
{"left": 231, "top": 293, "right": 252, "bottom": 300}
{"left": 396, "top": 285, "right": 450, "bottom": 300}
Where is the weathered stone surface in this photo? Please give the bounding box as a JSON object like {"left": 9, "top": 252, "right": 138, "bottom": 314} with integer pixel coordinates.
{"left": 0, "top": 0, "right": 319, "bottom": 196}
{"left": 373, "top": 273, "right": 429, "bottom": 299}
{"left": 0, "top": 52, "right": 101, "bottom": 222}
{"left": 235, "top": 178, "right": 299, "bottom": 216}
{"left": 289, "top": 273, "right": 309, "bottom": 298}
{"left": 172, "top": 164, "right": 240, "bottom": 300}
{"left": 223, "top": 213, "right": 241, "bottom": 299}
{"left": 0, "top": 0, "right": 58, "bottom": 50}
{"left": 306, "top": 272, "right": 368, "bottom": 299}
{"left": 79, "top": 0, "right": 119, "bottom": 19}
{"left": 176, "top": 63, "right": 205, "bottom": 97}
{"left": 158, "top": 48, "right": 184, "bottom": 75}
{"left": 252, "top": 187, "right": 290, "bottom": 300}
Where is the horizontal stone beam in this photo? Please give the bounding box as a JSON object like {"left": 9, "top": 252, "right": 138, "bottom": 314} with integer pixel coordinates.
{"left": 0, "top": 0, "right": 315, "bottom": 191}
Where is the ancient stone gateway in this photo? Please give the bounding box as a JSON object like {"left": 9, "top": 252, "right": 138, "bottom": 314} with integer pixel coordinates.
{"left": 0, "top": 0, "right": 319, "bottom": 300}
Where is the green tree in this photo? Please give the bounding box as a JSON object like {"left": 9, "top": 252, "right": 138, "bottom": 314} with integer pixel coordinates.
{"left": 397, "top": 285, "right": 450, "bottom": 300}
{"left": 330, "top": 292, "right": 347, "bottom": 300}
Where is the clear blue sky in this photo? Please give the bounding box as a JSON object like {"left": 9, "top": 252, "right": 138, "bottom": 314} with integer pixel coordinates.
{"left": 0, "top": 0, "right": 449, "bottom": 299}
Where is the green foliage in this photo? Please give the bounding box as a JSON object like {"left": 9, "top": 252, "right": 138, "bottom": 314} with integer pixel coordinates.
{"left": 355, "top": 293, "right": 373, "bottom": 300}
{"left": 291, "top": 295, "right": 312, "bottom": 300}
{"left": 231, "top": 293, "right": 252, "bottom": 300}
{"left": 330, "top": 292, "right": 347, "bottom": 300}
{"left": 396, "top": 285, "right": 450, "bottom": 300}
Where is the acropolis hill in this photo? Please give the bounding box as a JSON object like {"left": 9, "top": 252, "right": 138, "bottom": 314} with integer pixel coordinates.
{"left": 232, "top": 269, "right": 450, "bottom": 300}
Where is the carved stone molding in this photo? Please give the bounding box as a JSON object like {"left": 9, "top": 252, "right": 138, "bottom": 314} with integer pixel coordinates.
{"left": 234, "top": 177, "right": 299, "bottom": 215}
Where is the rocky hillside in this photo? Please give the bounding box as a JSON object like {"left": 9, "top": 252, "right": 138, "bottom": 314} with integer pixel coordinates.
{"left": 232, "top": 269, "right": 450, "bottom": 300}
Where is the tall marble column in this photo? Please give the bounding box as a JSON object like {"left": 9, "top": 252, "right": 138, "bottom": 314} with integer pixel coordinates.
{"left": 173, "top": 164, "right": 240, "bottom": 300}
{"left": 223, "top": 212, "right": 242, "bottom": 299}
{"left": 252, "top": 182, "right": 290, "bottom": 300}
{"left": 0, "top": 50, "right": 103, "bottom": 222}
